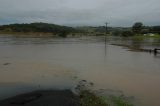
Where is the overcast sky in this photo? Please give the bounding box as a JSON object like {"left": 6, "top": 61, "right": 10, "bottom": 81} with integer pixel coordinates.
{"left": 0, "top": 0, "right": 160, "bottom": 26}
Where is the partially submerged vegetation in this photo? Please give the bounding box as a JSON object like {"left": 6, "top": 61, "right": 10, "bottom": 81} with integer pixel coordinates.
{"left": 75, "top": 80, "right": 134, "bottom": 106}
{"left": 108, "top": 96, "right": 134, "bottom": 106}
{"left": 0, "top": 80, "right": 134, "bottom": 106}
{"left": 80, "top": 90, "right": 108, "bottom": 106}
{"left": 0, "top": 90, "right": 134, "bottom": 106}
{"left": 79, "top": 90, "right": 133, "bottom": 106}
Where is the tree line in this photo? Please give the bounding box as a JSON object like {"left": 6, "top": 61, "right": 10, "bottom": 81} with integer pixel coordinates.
{"left": 0, "top": 22, "right": 77, "bottom": 37}
{"left": 0, "top": 22, "right": 160, "bottom": 37}
{"left": 113, "top": 22, "right": 160, "bottom": 37}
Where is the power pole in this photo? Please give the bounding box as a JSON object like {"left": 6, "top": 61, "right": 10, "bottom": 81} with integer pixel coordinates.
{"left": 105, "top": 22, "right": 108, "bottom": 34}
{"left": 104, "top": 22, "right": 108, "bottom": 57}
{"left": 105, "top": 22, "right": 108, "bottom": 43}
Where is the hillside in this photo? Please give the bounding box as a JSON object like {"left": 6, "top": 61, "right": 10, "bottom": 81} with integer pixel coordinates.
{"left": 0, "top": 22, "right": 76, "bottom": 37}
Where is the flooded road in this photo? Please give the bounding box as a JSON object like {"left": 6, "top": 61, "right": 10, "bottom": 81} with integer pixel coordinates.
{"left": 0, "top": 35, "right": 160, "bottom": 106}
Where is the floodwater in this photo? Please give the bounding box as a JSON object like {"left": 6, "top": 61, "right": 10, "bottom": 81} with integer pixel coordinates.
{"left": 0, "top": 35, "right": 160, "bottom": 106}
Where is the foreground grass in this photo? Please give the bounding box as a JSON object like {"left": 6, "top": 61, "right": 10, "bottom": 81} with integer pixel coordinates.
{"left": 109, "top": 96, "right": 134, "bottom": 106}
{"left": 80, "top": 90, "right": 108, "bottom": 106}
{"left": 79, "top": 90, "right": 133, "bottom": 106}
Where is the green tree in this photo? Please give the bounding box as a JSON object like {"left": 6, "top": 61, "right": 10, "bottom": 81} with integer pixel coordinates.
{"left": 58, "top": 30, "right": 68, "bottom": 38}
{"left": 132, "top": 22, "right": 143, "bottom": 34}
{"left": 150, "top": 26, "right": 160, "bottom": 34}
{"left": 121, "top": 30, "right": 133, "bottom": 37}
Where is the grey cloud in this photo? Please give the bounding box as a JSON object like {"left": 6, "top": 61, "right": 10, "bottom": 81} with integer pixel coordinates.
{"left": 0, "top": 0, "right": 160, "bottom": 26}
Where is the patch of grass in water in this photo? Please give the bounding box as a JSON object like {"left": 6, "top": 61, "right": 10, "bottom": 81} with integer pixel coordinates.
{"left": 80, "top": 90, "right": 109, "bottom": 106}
{"left": 110, "top": 96, "right": 134, "bottom": 106}
{"left": 79, "top": 90, "right": 134, "bottom": 106}
{"left": 76, "top": 80, "right": 134, "bottom": 106}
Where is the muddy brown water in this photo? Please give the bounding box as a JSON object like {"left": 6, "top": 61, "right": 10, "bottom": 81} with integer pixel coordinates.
{"left": 0, "top": 35, "right": 160, "bottom": 106}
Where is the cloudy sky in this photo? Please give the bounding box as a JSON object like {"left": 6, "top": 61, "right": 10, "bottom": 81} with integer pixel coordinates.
{"left": 0, "top": 0, "right": 160, "bottom": 26}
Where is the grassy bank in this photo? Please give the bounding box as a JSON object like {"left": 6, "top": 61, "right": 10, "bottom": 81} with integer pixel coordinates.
{"left": 131, "top": 34, "right": 160, "bottom": 39}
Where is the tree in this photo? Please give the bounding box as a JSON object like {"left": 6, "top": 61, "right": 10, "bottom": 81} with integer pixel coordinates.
{"left": 150, "top": 26, "right": 160, "bottom": 34}
{"left": 58, "top": 30, "right": 68, "bottom": 38}
{"left": 132, "top": 22, "right": 143, "bottom": 34}
{"left": 121, "top": 30, "right": 133, "bottom": 37}
{"left": 112, "top": 30, "right": 122, "bottom": 36}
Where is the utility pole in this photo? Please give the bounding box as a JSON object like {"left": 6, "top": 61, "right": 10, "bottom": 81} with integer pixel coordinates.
{"left": 105, "top": 22, "right": 108, "bottom": 43}
{"left": 105, "top": 22, "right": 108, "bottom": 34}
{"left": 104, "top": 22, "right": 108, "bottom": 57}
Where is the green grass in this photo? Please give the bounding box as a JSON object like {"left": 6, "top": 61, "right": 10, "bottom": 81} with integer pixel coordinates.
{"left": 79, "top": 90, "right": 134, "bottom": 106}
{"left": 80, "top": 90, "right": 109, "bottom": 106}
{"left": 131, "top": 34, "right": 160, "bottom": 39}
{"left": 110, "top": 96, "right": 134, "bottom": 106}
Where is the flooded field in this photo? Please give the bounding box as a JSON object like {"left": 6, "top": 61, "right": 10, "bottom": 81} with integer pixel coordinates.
{"left": 0, "top": 35, "right": 160, "bottom": 106}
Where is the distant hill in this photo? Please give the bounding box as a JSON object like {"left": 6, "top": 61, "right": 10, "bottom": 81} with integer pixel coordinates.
{"left": 0, "top": 22, "right": 76, "bottom": 37}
